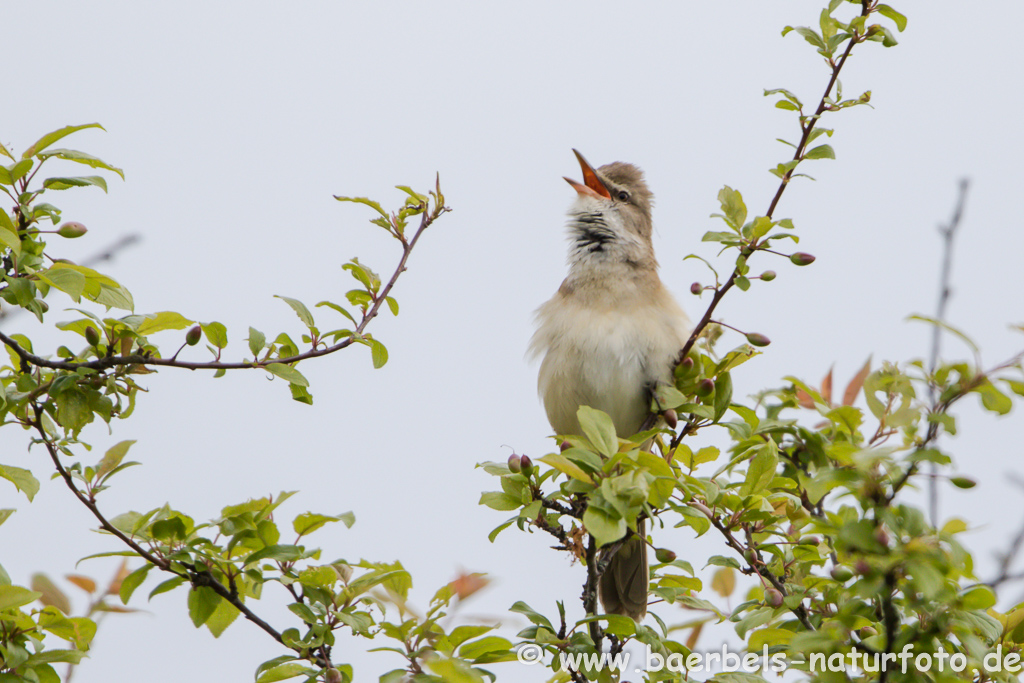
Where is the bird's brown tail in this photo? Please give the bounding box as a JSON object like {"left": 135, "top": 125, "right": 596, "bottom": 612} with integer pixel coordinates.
{"left": 598, "top": 518, "right": 648, "bottom": 621}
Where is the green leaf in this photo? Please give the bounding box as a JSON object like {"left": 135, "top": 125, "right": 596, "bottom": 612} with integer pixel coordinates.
{"left": 275, "top": 296, "right": 315, "bottom": 329}
{"left": 248, "top": 327, "right": 266, "bottom": 358}
{"left": 333, "top": 196, "right": 387, "bottom": 217}
{"left": 479, "top": 492, "right": 521, "bottom": 512}
{"left": 96, "top": 440, "right": 136, "bottom": 480}
{"left": 877, "top": 4, "right": 907, "bottom": 31}
{"left": 0, "top": 225, "right": 21, "bottom": 259}
{"left": 749, "top": 627, "right": 795, "bottom": 650}
{"left": 148, "top": 576, "right": 187, "bottom": 600}
{"left": 135, "top": 312, "right": 194, "bottom": 335}
{"left": 56, "top": 388, "right": 93, "bottom": 434}
{"left": 204, "top": 595, "right": 240, "bottom": 638}
{"left": 0, "top": 584, "right": 43, "bottom": 611}
{"left": 741, "top": 444, "right": 778, "bottom": 496}
{"left": 907, "top": 315, "right": 979, "bottom": 356}
{"left": 36, "top": 267, "right": 86, "bottom": 302}
{"left": 961, "top": 585, "right": 996, "bottom": 611}
{"left": 202, "top": 322, "right": 228, "bottom": 349}
{"left": 37, "top": 148, "right": 125, "bottom": 179}
{"left": 243, "top": 544, "right": 304, "bottom": 566}
{"left": 713, "top": 372, "right": 733, "bottom": 421}
{"left": 23, "top": 124, "right": 105, "bottom": 159}
{"left": 0, "top": 509, "right": 14, "bottom": 527}
{"left": 42, "top": 264, "right": 134, "bottom": 311}
{"left": 804, "top": 144, "right": 836, "bottom": 160}
{"left": 458, "top": 636, "right": 513, "bottom": 661}
{"left": 293, "top": 511, "right": 354, "bottom": 537}
{"left": 315, "top": 300, "right": 357, "bottom": 325}
{"left": 119, "top": 564, "right": 152, "bottom": 604}
{"left": 23, "top": 649, "right": 87, "bottom": 666}
{"left": 0, "top": 463, "right": 40, "bottom": 501}
{"left": 385, "top": 296, "right": 399, "bottom": 316}
{"left": 265, "top": 363, "right": 309, "bottom": 387}
{"left": 538, "top": 454, "right": 593, "bottom": 484}
{"left": 583, "top": 506, "right": 625, "bottom": 547}
{"left": 576, "top": 406, "right": 618, "bottom": 457}
{"left": 43, "top": 175, "right": 109, "bottom": 192}
{"left": 794, "top": 26, "right": 826, "bottom": 50}
{"left": 509, "top": 601, "right": 555, "bottom": 631}
{"left": 715, "top": 186, "right": 747, "bottom": 230}
{"left": 256, "top": 662, "right": 317, "bottom": 683}
{"left": 187, "top": 586, "right": 221, "bottom": 628}
{"left": 976, "top": 381, "right": 1012, "bottom": 416}
{"left": 368, "top": 338, "right": 388, "bottom": 369}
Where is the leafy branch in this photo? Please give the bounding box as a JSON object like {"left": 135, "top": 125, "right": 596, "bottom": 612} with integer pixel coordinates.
{"left": 26, "top": 405, "right": 326, "bottom": 667}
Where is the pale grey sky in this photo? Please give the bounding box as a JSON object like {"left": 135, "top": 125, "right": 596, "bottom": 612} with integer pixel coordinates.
{"left": 3, "top": 2, "right": 1023, "bottom": 681}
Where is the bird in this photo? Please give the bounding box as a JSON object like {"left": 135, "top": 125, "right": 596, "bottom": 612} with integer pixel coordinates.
{"left": 529, "top": 150, "right": 692, "bottom": 621}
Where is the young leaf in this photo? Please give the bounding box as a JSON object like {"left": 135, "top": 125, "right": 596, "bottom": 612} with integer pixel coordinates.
{"left": 265, "top": 363, "right": 309, "bottom": 387}
{"left": 843, "top": 357, "right": 872, "bottom": 406}
{"left": 202, "top": 322, "right": 228, "bottom": 349}
{"left": 275, "top": 296, "right": 315, "bottom": 329}
{"left": 37, "top": 149, "right": 125, "bottom": 179}
{"left": 43, "top": 175, "right": 109, "bottom": 192}
{"left": 576, "top": 406, "right": 618, "bottom": 458}
{"left": 22, "top": 123, "right": 105, "bottom": 159}
{"left": 804, "top": 144, "right": 836, "bottom": 160}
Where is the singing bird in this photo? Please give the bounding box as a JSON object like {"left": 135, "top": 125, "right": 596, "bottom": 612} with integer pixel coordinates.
{"left": 529, "top": 150, "right": 692, "bottom": 620}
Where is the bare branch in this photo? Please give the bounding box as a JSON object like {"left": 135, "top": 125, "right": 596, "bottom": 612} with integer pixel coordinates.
{"left": 926, "top": 178, "right": 970, "bottom": 526}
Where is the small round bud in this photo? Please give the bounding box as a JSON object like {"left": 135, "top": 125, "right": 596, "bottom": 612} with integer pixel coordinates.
{"left": 759, "top": 270, "right": 776, "bottom": 282}
{"left": 859, "top": 626, "right": 878, "bottom": 638}
{"left": 744, "top": 549, "right": 757, "bottom": 564}
{"left": 855, "top": 559, "right": 873, "bottom": 576}
{"left": 746, "top": 332, "right": 771, "bottom": 347}
{"left": 84, "top": 325, "right": 101, "bottom": 347}
{"left": 765, "top": 588, "right": 784, "bottom": 607}
{"left": 655, "top": 548, "right": 677, "bottom": 564}
{"left": 690, "top": 282, "right": 702, "bottom": 295}
{"left": 874, "top": 528, "right": 889, "bottom": 548}
{"left": 35, "top": 299, "right": 49, "bottom": 312}
{"left": 799, "top": 536, "right": 820, "bottom": 546}
{"left": 185, "top": 325, "right": 202, "bottom": 346}
{"left": 695, "top": 378, "right": 715, "bottom": 397}
{"left": 507, "top": 454, "right": 522, "bottom": 473}
{"left": 680, "top": 356, "right": 694, "bottom": 370}
{"left": 790, "top": 252, "right": 816, "bottom": 266}
{"left": 830, "top": 566, "right": 853, "bottom": 582}
{"left": 325, "top": 668, "right": 343, "bottom": 683}
{"left": 57, "top": 221, "right": 88, "bottom": 239}
{"left": 559, "top": 440, "right": 572, "bottom": 452}
{"left": 663, "top": 408, "right": 678, "bottom": 430}
{"left": 520, "top": 455, "right": 534, "bottom": 476}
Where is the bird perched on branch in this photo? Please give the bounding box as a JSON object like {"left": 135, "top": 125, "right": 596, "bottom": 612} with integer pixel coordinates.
{"left": 529, "top": 150, "right": 691, "bottom": 621}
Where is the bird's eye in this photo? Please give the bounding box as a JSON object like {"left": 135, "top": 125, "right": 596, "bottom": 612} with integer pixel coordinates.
{"left": 617, "top": 190, "right": 630, "bottom": 201}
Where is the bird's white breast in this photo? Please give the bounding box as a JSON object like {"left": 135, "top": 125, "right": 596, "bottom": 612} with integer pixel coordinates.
{"left": 529, "top": 287, "right": 691, "bottom": 437}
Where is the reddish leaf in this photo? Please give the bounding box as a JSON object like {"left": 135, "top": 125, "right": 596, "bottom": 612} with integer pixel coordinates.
{"left": 450, "top": 572, "right": 489, "bottom": 600}
{"left": 843, "top": 358, "right": 872, "bottom": 406}
{"left": 65, "top": 574, "right": 97, "bottom": 594}
{"left": 796, "top": 388, "right": 815, "bottom": 409}
{"left": 686, "top": 621, "right": 705, "bottom": 650}
{"left": 821, "top": 366, "right": 834, "bottom": 405}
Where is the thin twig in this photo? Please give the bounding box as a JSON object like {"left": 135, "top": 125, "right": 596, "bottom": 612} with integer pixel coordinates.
{"left": 0, "top": 205, "right": 445, "bottom": 374}
{"left": 30, "top": 407, "right": 328, "bottom": 667}
{"left": 678, "top": 1, "right": 871, "bottom": 362}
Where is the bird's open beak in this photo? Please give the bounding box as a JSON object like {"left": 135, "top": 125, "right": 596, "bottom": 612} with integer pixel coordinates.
{"left": 564, "top": 149, "right": 611, "bottom": 199}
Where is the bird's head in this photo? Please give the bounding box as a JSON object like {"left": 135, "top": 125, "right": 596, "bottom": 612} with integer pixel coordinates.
{"left": 563, "top": 150, "right": 656, "bottom": 269}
